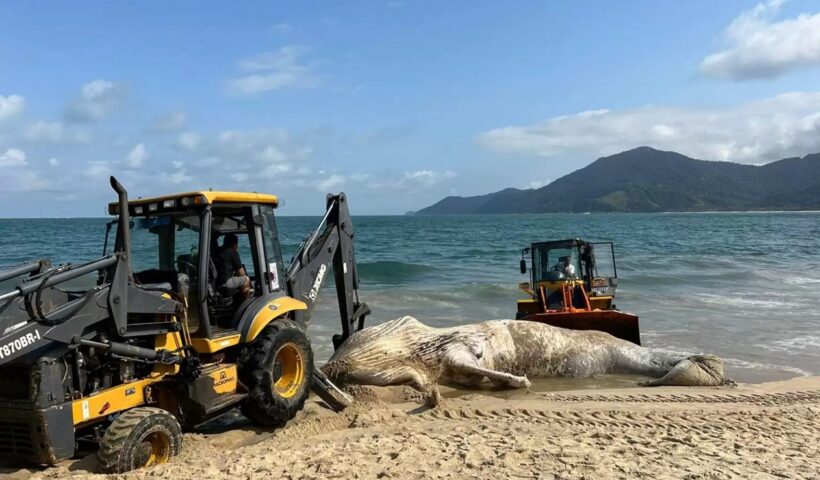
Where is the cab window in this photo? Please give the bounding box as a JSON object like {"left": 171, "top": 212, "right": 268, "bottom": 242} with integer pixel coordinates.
{"left": 130, "top": 213, "right": 201, "bottom": 274}
{"left": 533, "top": 244, "right": 579, "bottom": 281}
{"left": 210, "top": 209, "right": 256, "bottom": 281}
{"left": 260, "top": 205, "right": 284, "bottom": 291}
{"left": 592, "top": 242, "right": 617, "bottom": 279}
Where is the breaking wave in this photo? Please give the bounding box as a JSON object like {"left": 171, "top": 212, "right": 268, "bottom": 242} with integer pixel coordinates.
{"left": 357, "top": 261, "right": 440, "bottom": 284}
{"left": 757, "top": 335, "right": 820, "bottom": 353}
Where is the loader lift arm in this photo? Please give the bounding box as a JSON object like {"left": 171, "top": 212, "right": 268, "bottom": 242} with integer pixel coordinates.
{"left": 286, "top": 193, "right": 370, "bottom": 349}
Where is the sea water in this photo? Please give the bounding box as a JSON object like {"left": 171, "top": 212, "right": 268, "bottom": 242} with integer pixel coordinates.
{"left": 1, "top": 212, "right": 818, "bottom": 383}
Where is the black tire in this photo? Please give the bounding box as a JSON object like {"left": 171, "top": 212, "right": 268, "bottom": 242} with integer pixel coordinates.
{"left": 97, "top": 407, "right": 182, "bottom": 473}
{"left": 238, "top": 320, "right": 314, "bottom": 426}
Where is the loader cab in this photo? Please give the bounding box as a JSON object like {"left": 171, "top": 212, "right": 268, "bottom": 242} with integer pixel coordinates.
{"left": 107, "top": 192, "right": 287, "bottom": 340}
{"left": 520, "top": 239, "right": 620, "bottom": 310}
{"left": 516, "top": 238, "right": 640, "bottom": 345}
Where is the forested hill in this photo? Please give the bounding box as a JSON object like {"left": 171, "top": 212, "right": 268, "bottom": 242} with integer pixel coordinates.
{"left": 416, "top": 147, "right": 820, "bottom": 214}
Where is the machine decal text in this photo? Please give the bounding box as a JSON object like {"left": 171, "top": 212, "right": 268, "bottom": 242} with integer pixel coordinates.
{"left": 0, "top": 330, "right": 41, "bottom": 359}
{"left": 308, "top": 264, "right": 327, "bottom": 301}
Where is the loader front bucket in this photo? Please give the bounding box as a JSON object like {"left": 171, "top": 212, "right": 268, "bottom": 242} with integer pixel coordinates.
{"left": 520, "top": 310, "right": 641, "bottom": 345}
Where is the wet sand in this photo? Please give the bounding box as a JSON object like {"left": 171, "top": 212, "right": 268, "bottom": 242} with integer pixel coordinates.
{"left": 3, "top": 375, "right": 818, "bottom": 480}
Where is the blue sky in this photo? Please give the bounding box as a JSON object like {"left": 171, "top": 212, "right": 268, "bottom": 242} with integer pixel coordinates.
{"left": 2, "top": 0, "right": 820, "bottom": 216}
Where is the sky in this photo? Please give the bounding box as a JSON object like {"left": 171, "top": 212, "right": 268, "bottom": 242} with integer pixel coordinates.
{"left": 2, "top": 0, "right": 820, "bottom": 217}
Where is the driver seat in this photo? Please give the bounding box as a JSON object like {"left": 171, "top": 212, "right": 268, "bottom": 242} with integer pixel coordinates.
{"left": 206, "top": 252, "right": 240, "bottom": 328}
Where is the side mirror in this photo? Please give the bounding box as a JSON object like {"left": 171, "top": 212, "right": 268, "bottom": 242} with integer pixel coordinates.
{"left": 519, "top": 259, "right": 527, "bottom": 274}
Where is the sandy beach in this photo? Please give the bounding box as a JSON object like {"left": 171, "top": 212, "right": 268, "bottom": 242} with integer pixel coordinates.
{"left": 1, "top": 375, "right": 817, "bottom": 480}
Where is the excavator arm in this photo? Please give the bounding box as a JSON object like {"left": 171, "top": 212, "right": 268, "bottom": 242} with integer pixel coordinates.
{"left": 285, "top": 193, "right": 370, "bottom": 411}
{"left": 286, "top": 193, "right": 370, "bottom": 348}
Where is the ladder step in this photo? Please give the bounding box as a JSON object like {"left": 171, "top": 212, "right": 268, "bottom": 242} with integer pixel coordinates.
{"left": 203, "top": 392, "right": 247, "bottom": 415}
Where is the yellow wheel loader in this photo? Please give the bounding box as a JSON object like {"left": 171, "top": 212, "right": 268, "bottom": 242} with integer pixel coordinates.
{"left": 0, "top": 177, "right": 369, "bottom": 472}
{"left": 516, "top": 238, "right": 640, "bottom": 345}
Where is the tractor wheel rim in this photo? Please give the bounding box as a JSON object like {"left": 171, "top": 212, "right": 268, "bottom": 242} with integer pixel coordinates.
{"left": 273, "top": 343, "right": 304, "bottom": 398}
{"left": 140, "top": 431, "right": 171, "bottom": 467}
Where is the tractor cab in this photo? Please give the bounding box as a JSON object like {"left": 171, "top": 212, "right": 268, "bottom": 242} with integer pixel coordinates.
{"left": 517, "top": 238, "right": 640, "bottom": 345}
{"left": 106, "top": 191, "right": 299, "bottom": 349}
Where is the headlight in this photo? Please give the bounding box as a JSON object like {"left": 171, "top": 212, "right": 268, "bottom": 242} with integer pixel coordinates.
{"left": 162, "top": 199, "right": 176, "bottom": 208}
{"left": 148, "top": 203, "right": 159, "bottom": 212}
{"left": 134, "top": 206, "right": 144, "bottom": 214}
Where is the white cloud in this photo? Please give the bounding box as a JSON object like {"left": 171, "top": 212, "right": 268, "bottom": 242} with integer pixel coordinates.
{"left": 24, "top": 121, "right": 90, "bottom": 144}
{"left": 230, "top": 172, "right": 250, "bottom": 182}
{"left": 528, "top": 180, "right": 550, "bottom": 189}
{"left": 478, "top": 91, "right": 820, "bottom": 164}
{"left": 82, "top": 79, "right": 114, "bottom": 99}
{"left": 25, "top": 121, "right": 64, "bottom": 142}
{"left": 126, "top": 143, "right": 149, "bottom": 168}
{"left": 177, "top": 131, "right": 201, "bottom": 150}
{"left": 167, "top": 168, "right": 191, "bottom": 185}
{"left": 227, "top": 46, "right": 318, "bottom": 95}
{"left": 401, "top": 170, "right": 457, "bottom": 188}
{"left": 0, "top": 94, "right": 25, "bottom": 120}
{"left": 700, "top": 0, "right": 820, "bottom": 80}
{"left": 256, "top": 145, "right": 290, "bottom": 163}
{"left": 316, "top": 174, "right": 346, "bottom": 192}
{"left": 0, "top": 148, "right": 26, "bottom": 167}
{"left": 237, "top": 46, "right": 309, "bottom": 71}
{"left": 149, "top": 110, "right": 187, "bottom": 133}
{"left": 0, "top": 169, "right": 52, "bottom": 193}
{"left": 199, "top": 156, "right": 221, "bottom": 167}
{"left": 0, "top": 119, "right": 324, "bottom": 208}
{"left": 65, "top": 79, "right": 125, "bottom": 122}
{"left": 211, "top": 128, "right": 312, "bottom": 168}
{"left": 334, "top": 169, "right": 457, "bottom": 192}
{"left": 271, "top": 23, "right": 293, "bottom": 34}
{"left": 260, "top": 163, "right": 292, "bottom": 178}
{"left": 85, "top": 160, "right": 111, "bottom": 179}
{"left": 217, "top": 128, "right": 284, "bottom": 149}
{"left": 350, "top": 173, "right": 371, "bottom": 182}
{"left": 161, "top": 127, "right": 316, "bottom": 188}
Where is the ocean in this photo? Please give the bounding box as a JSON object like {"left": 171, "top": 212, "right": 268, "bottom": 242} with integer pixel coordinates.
{"left": 1, "top": 212, "right": 818, "bottom": 383}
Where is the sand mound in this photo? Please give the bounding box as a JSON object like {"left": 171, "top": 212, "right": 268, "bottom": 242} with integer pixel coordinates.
{"left": 4, "top": 376, "right": 818, "bottom": 480}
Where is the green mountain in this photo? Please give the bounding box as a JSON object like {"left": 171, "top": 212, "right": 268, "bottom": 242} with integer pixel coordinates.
{"left": 417, "top": 147, "right": 820, "bottom": 214}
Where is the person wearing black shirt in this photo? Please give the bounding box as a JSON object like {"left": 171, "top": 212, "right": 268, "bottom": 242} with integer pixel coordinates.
{"left": 216, "top": 233, "right": 251, "bottom": 298}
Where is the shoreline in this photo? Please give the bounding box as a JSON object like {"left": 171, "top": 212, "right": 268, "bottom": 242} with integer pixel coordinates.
{"left": 6, "top": 375, "right": 818, "bottom": 479}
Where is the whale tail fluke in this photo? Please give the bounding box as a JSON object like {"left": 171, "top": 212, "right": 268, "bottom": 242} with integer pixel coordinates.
{"left": 640, "top": 354, "right": 726, "bottom": 387}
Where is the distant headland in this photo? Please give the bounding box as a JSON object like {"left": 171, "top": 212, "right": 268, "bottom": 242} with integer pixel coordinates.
{"left": 415, "top": 147, "right": 820, "bottom": 214}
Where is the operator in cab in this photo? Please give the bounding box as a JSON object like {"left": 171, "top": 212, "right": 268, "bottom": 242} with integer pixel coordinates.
{"left": 551, "top": 256, "right": 576, "bottom": 279}
{"left": 216, "top": 233, "right": 252, "bottom": 298}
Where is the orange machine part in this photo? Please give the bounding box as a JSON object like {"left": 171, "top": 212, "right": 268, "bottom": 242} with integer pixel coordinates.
{"left": 527, "top": 283, "right": 641, "bottom": 345}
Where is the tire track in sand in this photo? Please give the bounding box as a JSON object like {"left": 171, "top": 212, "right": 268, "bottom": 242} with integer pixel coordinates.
{"left": 425, "top": 406, "right": 819, "bottom": 435}
{"left": 539, "top": 389, "right": 820, "bottom": 406}
{"left": 423, "top": 389, "right": 820, "bottom": 436}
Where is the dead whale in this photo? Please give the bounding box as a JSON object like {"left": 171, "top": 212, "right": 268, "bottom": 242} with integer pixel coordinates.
{"left": 323, "top": 316, "right": 726, "bottom": 402}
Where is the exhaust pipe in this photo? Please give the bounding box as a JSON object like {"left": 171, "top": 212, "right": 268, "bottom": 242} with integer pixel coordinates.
{"left": 109, "top": 176, "right": 133, "bottom": 280}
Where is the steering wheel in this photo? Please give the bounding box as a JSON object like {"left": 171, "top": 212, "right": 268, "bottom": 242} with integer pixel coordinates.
{"left": 177, "top": 259, "right": 199, "bottom": 275}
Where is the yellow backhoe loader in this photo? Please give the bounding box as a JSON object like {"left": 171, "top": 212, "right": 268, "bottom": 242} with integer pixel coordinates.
{"left": 0, "top": 177, "right": 369, "bottom": 472}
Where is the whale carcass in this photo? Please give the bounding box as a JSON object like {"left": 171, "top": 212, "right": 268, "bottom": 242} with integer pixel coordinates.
{"left": 322, "top": 316, "right": 726, "bottom": 401}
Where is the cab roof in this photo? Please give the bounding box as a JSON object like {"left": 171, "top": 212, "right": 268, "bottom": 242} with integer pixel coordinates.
{"left": 107, "top": 191, "right": 278, "bottom": 215}
{"left": 530, "top": 238, "right": 586, "bottom": 249}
